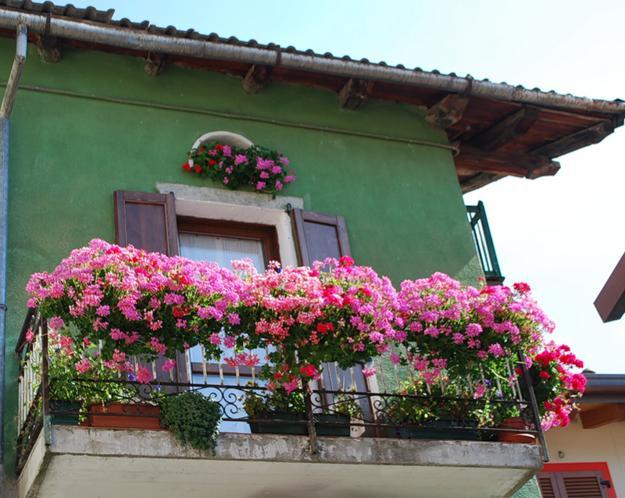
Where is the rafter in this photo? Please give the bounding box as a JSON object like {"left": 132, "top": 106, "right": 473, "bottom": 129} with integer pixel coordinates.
{"left": 33, "top": 33, "right": 62, "bottom": 63}
{"left": 242, "top": 64, "right": 272, "bottom": 94}
{"left": 426, "top": 94, "right": 469, "bottom": 129}
{"left": 469, "top": 106, "right": 539, "bottom": 151}
{"left": 338, "top": 78, "right": 374, "bottom": 110}
{"left": 532, "top": 120, "right": 617, "bottom": 158}
{"left": 144, "top": 52, "right": 167, "bottom": 76}
{"left": 457, "top": 146, "right": 559, "bottom": 178}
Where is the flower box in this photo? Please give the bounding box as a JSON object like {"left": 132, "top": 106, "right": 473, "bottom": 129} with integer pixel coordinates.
{"left": 249, "top": 412, "right": 350, "bottom": 437}
{"left": 386, "top": 419, "right": 481, "bottom": 441}
{"left": 49, "top": 400, "right": 81, "bottom": 426}
{"left": 496, "top": 416, "right": 536, "bottom": 444}
{"left": 85, "top": 402, "right": 162, "bottom": 430}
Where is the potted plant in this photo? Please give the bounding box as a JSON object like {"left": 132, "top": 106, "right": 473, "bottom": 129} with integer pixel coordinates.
{"left": 317, "top": 391, "right": 364, "bottom": 437}
{"left": 183, "top": 141, "right": 296, "bottom": 196}
{"left": 159, "top": 391, "right": 221, "bottom": 452}
{"left": 45, "top": 332, "right": 136, "bottom": 426}
{"left": 382, "top": 379, "right": 481, "bottom": 441}
{"left": 244, "top": 387, "right": 308, "bottom": 435}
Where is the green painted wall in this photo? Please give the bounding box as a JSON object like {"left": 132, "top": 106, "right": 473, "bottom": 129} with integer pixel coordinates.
{"left": 0, "top": 39, "right": 482, "bottom": 471}
{"left": 512, "top": 478, "right": 542, "bottom": 498}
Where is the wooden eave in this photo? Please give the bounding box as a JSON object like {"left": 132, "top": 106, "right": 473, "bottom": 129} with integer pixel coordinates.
{"left": 0, "top": 26, "right": 622, "bottom": 192}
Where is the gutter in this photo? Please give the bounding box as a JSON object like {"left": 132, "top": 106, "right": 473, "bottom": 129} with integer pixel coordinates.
{"left": 0, "top": 9, "right": 624, "bottom": 116}
{"left": 0, "top": 23, "right": 27, "bottom": 464}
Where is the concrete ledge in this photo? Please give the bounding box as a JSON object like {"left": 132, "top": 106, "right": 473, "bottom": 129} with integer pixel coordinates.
{"left": 50, "top": 426, "right": 542, "bottom": 470}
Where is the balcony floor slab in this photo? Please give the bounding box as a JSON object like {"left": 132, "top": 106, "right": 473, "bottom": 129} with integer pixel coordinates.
{"left": 19, "top": 425, "right": 542, "bottom": 498}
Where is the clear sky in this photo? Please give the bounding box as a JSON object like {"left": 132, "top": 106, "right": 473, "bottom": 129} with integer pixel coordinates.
{"left": 69, "top": 0, "right": 625, "bottom": 372}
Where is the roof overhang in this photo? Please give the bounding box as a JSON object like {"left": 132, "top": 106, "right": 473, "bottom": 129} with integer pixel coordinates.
{"left": 595, "top": 252, "right": 625, "bottom": 322}
{"left": 0, "top": 2, "right": 624, "bottom": 192}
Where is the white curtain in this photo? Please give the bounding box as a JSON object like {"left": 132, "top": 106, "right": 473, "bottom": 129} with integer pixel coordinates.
{"left": 179, "top": 233, "right": 265, "bottom": 271}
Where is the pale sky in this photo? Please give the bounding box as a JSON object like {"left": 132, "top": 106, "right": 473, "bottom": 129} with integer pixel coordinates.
{"left": 68, "top": 0, "right": 625, "bottom": 372}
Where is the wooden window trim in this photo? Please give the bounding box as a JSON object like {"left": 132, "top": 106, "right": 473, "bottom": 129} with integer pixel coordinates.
{"left": 540, "top": 462, "right": 616, "bottom": 498}
{"left": 178, "top": 216, "right": 280, "bottom": 267}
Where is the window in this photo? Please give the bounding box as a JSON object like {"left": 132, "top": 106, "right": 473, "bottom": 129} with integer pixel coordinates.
{"left": 538, "top": 463, "right": 615, "bottom": 498}
{"left": 178, "top": 217, "right": 279, "bottom": 433}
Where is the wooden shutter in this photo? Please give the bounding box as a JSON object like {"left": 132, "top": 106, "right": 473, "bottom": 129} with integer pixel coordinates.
{"left": 290, "top": 209, "right": 351, "bottom": 266}
{"left": 538, "top": 471, "right": 610, "bottom": 498}
{"left": 290, "top": 208, "right": 372, "bottom": 419}
{"left": 114, "top": 190, "right": 187, "bottom": 388}
{"left": 538, "top": 473, "right": 560, "bottom": 498}
{"left": 114, "top": 190, "right": 180, "bottom": 255}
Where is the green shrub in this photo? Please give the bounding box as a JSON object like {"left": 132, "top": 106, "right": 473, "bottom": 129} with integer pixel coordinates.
{"left": 159, "top": 392, "right": 221, "bottom": 452}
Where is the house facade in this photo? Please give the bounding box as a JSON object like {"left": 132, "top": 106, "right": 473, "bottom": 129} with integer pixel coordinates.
{"left": 0, "top": 3, "right": 623, "bottom": 497}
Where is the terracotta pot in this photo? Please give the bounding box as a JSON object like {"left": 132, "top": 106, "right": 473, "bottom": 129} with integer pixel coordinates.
{"left": 497, "top": 417, "right": 536, "bottom": 443}
{"left": 85, "top": 403, "right": 162, "bottom": 430}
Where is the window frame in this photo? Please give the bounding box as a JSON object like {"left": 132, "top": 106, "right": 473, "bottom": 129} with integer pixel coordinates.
{"left": 178, "top": 215, "right": 281, "bottom": 380}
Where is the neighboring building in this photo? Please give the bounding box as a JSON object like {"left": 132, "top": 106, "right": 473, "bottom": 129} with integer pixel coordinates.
{"left": 541, "top": 374, "right": 625, "bottom": 498}
{"left": 0, "top": 2, "right": 623, "bottom": 497}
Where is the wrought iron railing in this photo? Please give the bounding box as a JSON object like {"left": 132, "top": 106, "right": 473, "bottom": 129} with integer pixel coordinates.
{"left": 15, "top": 310, "right": 547, "bottom": 473}
{"left": 466, "top": 201, "right": 504, "bottom": 285}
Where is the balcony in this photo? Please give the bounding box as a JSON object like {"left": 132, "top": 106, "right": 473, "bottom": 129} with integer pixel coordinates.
{"left": 15, "top": 311, "right": 544, "bottom": 498}
{"left": 467, "top": 201, "right": 505, "bottom": 285}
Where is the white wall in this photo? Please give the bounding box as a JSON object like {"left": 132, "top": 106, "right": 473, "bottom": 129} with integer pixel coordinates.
{"left": 545, "top": 418, "right": 625, "bottom": 495}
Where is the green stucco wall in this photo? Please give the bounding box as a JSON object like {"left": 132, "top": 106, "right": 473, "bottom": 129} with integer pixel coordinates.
{"left": 0, "top": 39, "right": 482, "bottom": 471}
{"left": 513, "top": 477, "right": 542, "bottom": 498}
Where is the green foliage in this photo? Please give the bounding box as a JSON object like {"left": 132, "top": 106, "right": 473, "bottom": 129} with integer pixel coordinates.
{"left": 159, "top": 392, "right": 221, "bottom": 452}
{"left": 38, "top": 340, "right": 134, "bottom": 418}
{"left": 243, "top": 387, "right": 306, "bottom": 417}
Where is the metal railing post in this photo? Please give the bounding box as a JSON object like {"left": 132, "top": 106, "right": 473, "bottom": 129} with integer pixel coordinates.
{"left": 40, "top": 319, "right": 51, "bottom": 445}
{"left": 518, "top": 352, "right": 549, "bottom": 461}
{"left": 304, "top": 383, "right": 318, "bottom": 455}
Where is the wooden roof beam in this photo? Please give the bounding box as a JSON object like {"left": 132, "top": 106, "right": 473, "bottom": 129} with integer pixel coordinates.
{"left": 33, "top": 32, "right": 62, "bottom": 63}
{"left": 595, "top": 252, "right": 625, "bottom": 322}
{"left": 459, "top": 172, "right": 503, "bottom": 193}
{"left": 426, "top": 94, "right": 469, "bottom": 129}
{"left": 242, "top": 64, "right": 272, "bottom": 94}
{"left": 469, "top": 106, "right": 539, "bottom": 151}
{"left": 457, "top": 146, "right": 560, "bottom": 178}
{"left": 532, "top": 119, "right": 618, "bottom": 158}
{"left": 338, "top": 78, "right": 374, "bottom": 110}
{"left": 144, "top": 52, "right": 166, "bottom": 76}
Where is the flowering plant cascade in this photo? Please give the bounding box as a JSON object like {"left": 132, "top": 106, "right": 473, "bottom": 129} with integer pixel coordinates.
{"left": 25, "top": 240, "right": 586, "bottom": 430}
{"left": 26, "top": 239, "right": 248, "bottom": 383}
{"left": 226, "top": 256, "right": 400, "bottom": 392}
{"left": 182, "top": 141, "right": 295, "bottom": 195}
{"left": 394, "top": 273, "right": 584, "bottom": 429}
{"left": 530, "top": 343, "right": 586, "bottom": 430}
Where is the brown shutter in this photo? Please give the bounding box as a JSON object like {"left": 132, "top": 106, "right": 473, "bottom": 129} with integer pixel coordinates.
{"left": 290, "top": 208, "right": 372, "bottom": 420}
{"left": 113, "top": 190, "right": 187, "bottom": 388}
{"left": 560, "top": 472, "right": 608, "bottom": 498}
{"left": 290, "top": 208, "right": 351, "bottom": 266}
{"left": 538, "top": 473, "right": 560, "bottom": 498}
{"left": 114, "top": 190, "right": 180, "bottom": 255}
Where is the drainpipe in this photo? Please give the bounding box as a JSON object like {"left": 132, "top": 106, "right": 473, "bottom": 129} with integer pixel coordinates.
{"left": 0, "top": 23, "right": 27, "bottom": 465}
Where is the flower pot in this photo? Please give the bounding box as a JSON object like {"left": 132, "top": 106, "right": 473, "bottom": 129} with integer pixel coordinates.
{"left": 315, "top": 414, "right": 351, "bottom": 437}
{"left": 86, "top": 402, "right": 162, "bottom": 430}
{"left": 497, "top": 417, "right": 536, "bottom": 444}
{"left": 50, "top": 400, "right": 81, "bottom": 425}
{"left": 386, "top": 419, "right": 481, "bottom": 441}
{"left": 249, "top": 412, "right": 351, "bottom": 437}
{"left": 249, "top": 411, "right": 308, "bottom": 435}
